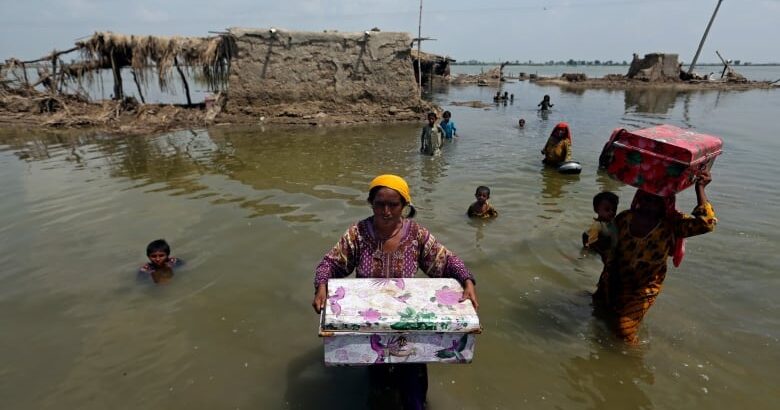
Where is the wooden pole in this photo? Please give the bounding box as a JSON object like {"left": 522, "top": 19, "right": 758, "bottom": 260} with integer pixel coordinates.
{"left": 21, "top": 62, "right": 30, "bottom": 88}
{"left": 715, "top": 50, "right": 731, "bottom": 78}
{"left": 417, "top": 0, "right": 423, "bottom": 98}
{"left": 49, "top": 51, "right": 58, "bottom": 94}
{"left": 131, "top": 69, "right": 146, "bottom": 104}
{"left": 110, "top": 48, "right": 123, "bottom": 100}
{"left": 688, "top": 0, "right": 724, "bottom": 74}
{"left": 20, "top": 46, "right": 79, "bottom": 65}
{"left": 174, "top": 57, "right": 192, "bottom": 106}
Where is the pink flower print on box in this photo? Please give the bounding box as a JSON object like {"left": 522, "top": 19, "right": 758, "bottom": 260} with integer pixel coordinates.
{"left": 359, "top": 308, "right": 382, "bottom": 322}
{"left": 329, "top": 286, "right": 346, "bottom": 316}
{"left": 371, "top": 278, "right": 405, "bottom": 289}
{"left": 431, "top": 286, "right": 462, "bottom": 310}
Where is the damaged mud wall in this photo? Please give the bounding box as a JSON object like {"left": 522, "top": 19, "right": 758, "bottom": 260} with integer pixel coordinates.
{"left": 627, "top": 53, "right": 680, "bottom": 82}
{"left": 224, "top": 28, "right": 423, "bottom": 121}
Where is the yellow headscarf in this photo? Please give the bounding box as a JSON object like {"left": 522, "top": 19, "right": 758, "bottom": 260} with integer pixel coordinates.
{"left": 369, "top": 174, "right": 412, "bottom": 204}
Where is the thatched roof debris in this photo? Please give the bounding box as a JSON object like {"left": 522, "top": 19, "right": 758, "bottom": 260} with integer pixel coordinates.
{"left": 75, "top": 31, "right": 236, "bottom": 92}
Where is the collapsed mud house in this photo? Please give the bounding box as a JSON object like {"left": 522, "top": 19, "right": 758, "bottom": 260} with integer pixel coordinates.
{"left": 532, "top": 52, "right": 776, "bottom": 90}
{"left": 0, "top": 28, "right": 432, "bottom": 132}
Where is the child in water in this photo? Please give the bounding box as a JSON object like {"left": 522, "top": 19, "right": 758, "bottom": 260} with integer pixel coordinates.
{"left": 541, "top": 122, "right": 573, "bottom": 165}
{"left": 440, "top": 111, "right": 458, "bottom": 141}
{"left": 467, "top": 186, "right": 499, "bottom": 218}
{"left": 139, "top": 239, "right": 182, "bottom": 284}
{"left": 518, "top": 118, "right": 526, "bottom": 128}
{"left": 582, "top": 192, "right": 619, "bottom": 262}
{"left": 420, "top": 112, "right": 444, "bottom": 156}
{"left": 538, "top": 95, "right": 554, "bottom": 111}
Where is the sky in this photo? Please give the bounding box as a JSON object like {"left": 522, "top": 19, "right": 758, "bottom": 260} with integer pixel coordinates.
{"left": 1, "top": 0, "right": 779, "bottom": 63}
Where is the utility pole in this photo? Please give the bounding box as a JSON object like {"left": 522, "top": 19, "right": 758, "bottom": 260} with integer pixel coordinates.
{"left": 688, "top": 0, "right": 724, "bottom": 74}
{"left": 417, "top": 0, "right": 423, "bottom": 98}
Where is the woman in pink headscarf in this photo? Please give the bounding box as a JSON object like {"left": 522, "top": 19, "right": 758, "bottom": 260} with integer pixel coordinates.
{"left": 593, "top": 171, "right": 717, "bottom": 344}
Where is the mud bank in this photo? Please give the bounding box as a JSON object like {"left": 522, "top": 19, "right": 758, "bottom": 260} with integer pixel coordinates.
{"left": 532, "top": 77, "right": 778, "bottom": 91}
{"left": 0, "top": 90, "right": 432, "bottom": 135}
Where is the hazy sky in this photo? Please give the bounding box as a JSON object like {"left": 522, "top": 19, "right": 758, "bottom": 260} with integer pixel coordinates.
{"left": 1, "top": 0, "right": 778, "bottom": 63}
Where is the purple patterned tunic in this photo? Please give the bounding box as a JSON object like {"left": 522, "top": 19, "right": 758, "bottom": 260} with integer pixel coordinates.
{"left": 314, "top": 217, "right": 474, "bottom": 288}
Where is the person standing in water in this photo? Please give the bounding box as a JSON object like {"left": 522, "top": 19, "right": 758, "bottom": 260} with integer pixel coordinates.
{"left": 538, "top": 94, "right": 554, "bottom": 111}
{"left": 541, "top": 122, "right": 573, "bottom": 166}
{"left": 420, "top": 112, "right": 444, "bottom": 156}
{"left": 313, "top": 175, "right": 478, "bottom": 409}
{"left": 439, "top": 111, "right": 458, "bottom": 141}
{"left": 593, "top": 172, "right": 716, "bottom": 344}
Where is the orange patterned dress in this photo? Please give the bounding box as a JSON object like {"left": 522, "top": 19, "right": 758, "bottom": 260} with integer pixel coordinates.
{"left": 593, "top": 202, "right": 716, "bottom": 343}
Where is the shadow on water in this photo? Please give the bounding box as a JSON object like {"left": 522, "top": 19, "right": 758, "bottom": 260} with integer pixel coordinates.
{"left": 284, "top": 347, "right": 370, "bottom": 409}
{"left": 561, "top": 324, "right": 655, "bottom": 410}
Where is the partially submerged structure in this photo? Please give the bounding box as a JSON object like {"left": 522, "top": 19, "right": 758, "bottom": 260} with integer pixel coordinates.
{"left": 411, "top": 49, "right": 454, "bottom": 85}
{"left": 532, "top": 52, "right": 776, "bottom": 90}
{"left": 0, "top": 28, "right": 429, "bottom": 130}
{"left": 627, "top": 53, "right": 681, "bottom": 82}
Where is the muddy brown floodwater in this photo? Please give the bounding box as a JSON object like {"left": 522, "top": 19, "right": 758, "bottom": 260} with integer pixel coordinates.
{"left": 0, "top": 75, "right": 779, "bottom": 409}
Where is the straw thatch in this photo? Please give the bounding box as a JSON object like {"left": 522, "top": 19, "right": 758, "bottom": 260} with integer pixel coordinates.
{"left": 76, "top": 31, "right": 235, "bottom": 92}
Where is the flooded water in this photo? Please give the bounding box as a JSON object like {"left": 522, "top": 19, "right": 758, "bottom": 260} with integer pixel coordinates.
{"left": 1, "top": 78, "right": 779, "bottom": 409}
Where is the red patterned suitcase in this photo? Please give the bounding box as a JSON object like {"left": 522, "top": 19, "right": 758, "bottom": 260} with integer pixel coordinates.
{"left": 601, "top": 125, "right": 722, "bottom": 196}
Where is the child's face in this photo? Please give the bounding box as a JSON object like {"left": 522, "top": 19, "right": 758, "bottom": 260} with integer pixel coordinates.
{"left": 475, "top": 190, "right": 489, "bottom": 204}
{"left": 519, "top": 119, "right": 525, "bottom": 127}
{"left": 427, "top": 115, "right": 436, "bottom": 125}
{"left": 442, "top": 114, "right": 450, "bottom": 122}
{"left": 148, "top": 251, "right": 169, "bottom": 267}
{"left": 595, "top": 200, "right": 616, "bottom": 221}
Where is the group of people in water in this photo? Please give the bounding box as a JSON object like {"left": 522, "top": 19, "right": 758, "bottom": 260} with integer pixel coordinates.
{"left": 136, "top": 104, "right": 717, "bottom": 410}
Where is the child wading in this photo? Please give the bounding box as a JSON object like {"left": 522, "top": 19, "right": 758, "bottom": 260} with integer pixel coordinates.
{"left": 420, "top": 112, "right": 444, "bottom": 156}
{"left": 467, "top": 186, "right": 498, "bottom": 219}
{"left": 593, "top": 172, "right": 717, "bottom": 344}
{"left": 139, "top": 239, "right": 182, "bottom": 284}
{"left": 541, "top": 122, "right": 573, "bottom": 166}
{"left": 582, "top": 191, "right": 619, "bottom": 262}
{"left": 439, "top": 111, "right": 458, "bottom": 141}
{"left": 538, "top": 94, "right": 554, "bottom": 111}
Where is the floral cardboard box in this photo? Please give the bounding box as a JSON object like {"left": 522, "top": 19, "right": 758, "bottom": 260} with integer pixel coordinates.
{"left": 319, "top": 278, "right": 481, "bottom": 366}
{"left": 602, "top": 125, "right": 722, "bottom": 196}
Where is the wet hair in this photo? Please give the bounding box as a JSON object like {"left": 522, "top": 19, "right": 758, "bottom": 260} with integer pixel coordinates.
{"left": 367, "top": 186, "right": 416, "bottom": 218}
{"left": 427, "top": 112, "right": 437, "bottom": 119}
{"left": 543, "top": 94, "right": 550, "bottom": 100}
{"left": 442, "top": 111, "right": 451, "bottom": 118}
{"left": 475, "top": 185, "right": 491, "bottom": 197}
{"left": 593, "top": 191, "right": 619, "bottom": 212}
{"left": 146, "top": 239, "right": 170, "bottom": 256}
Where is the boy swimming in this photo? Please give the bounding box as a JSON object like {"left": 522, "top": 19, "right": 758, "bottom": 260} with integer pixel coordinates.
{"left": 139, "top": 239, "right": 182, "bottom": 283}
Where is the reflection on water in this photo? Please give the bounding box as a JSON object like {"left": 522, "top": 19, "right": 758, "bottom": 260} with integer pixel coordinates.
{"left": 624, "top": 88, "right": 680, "bottom": 114}
{"left": 540, "top": 166, "right": 580, "bottom": 201}
{"left": 1, "top": 79, "right": 780, "bottom": 409}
